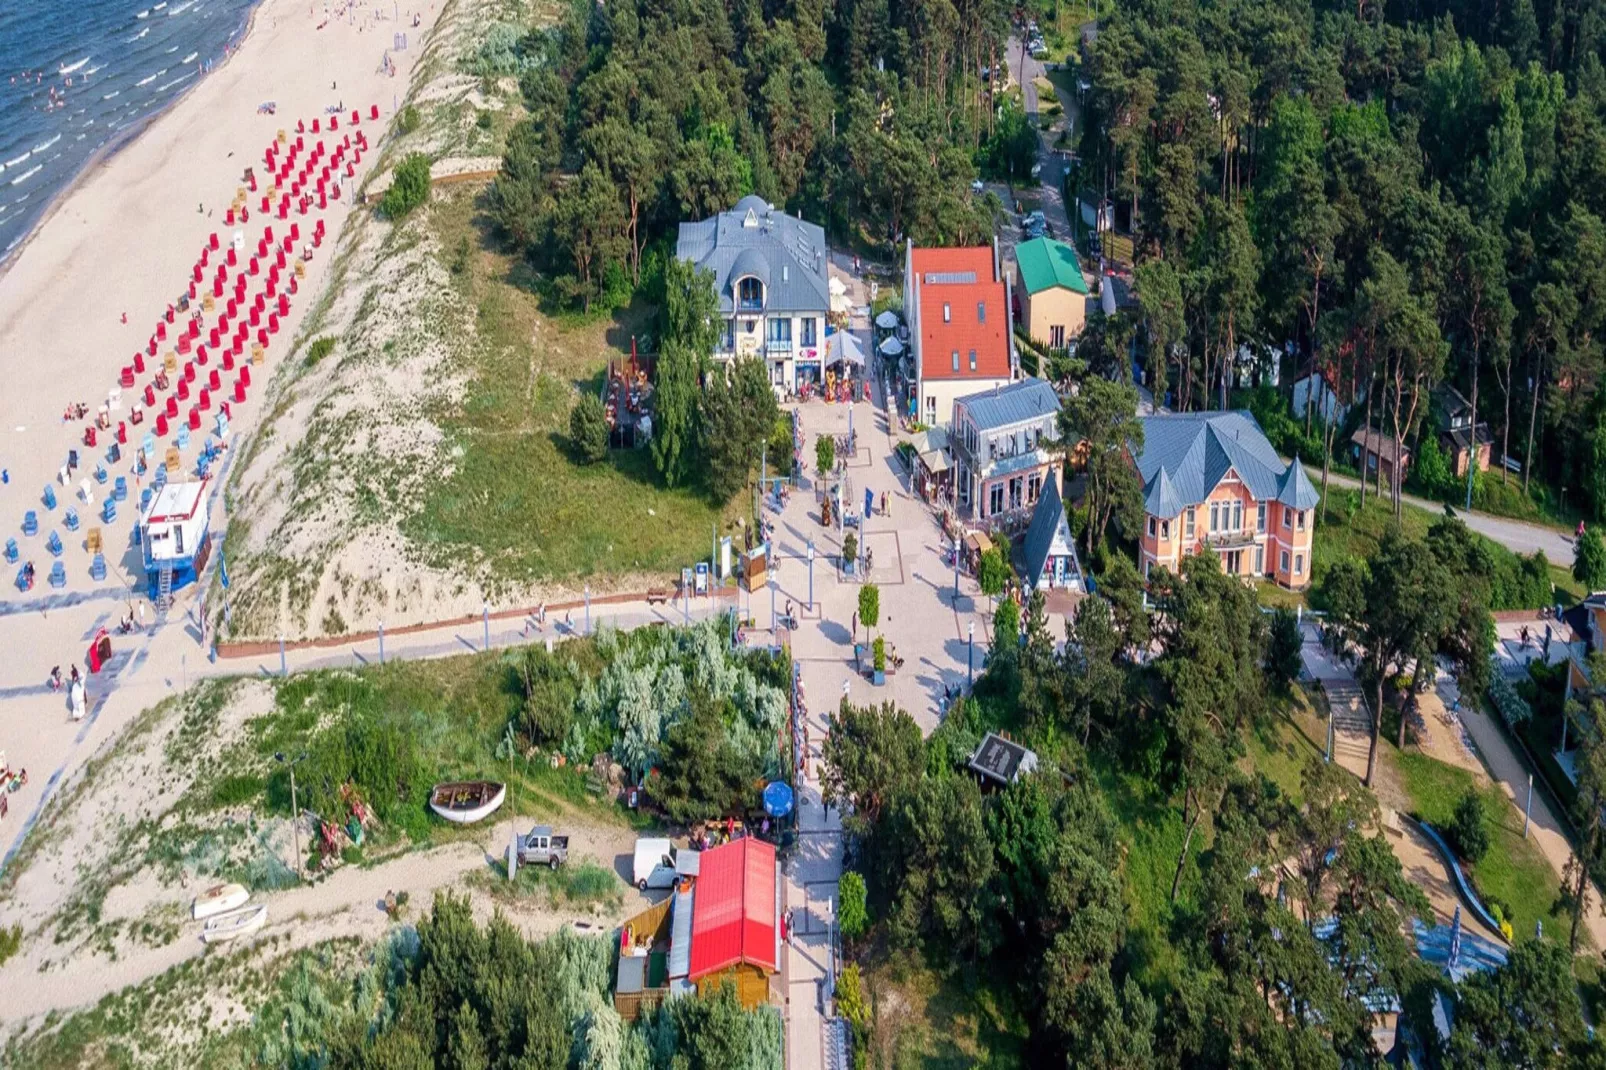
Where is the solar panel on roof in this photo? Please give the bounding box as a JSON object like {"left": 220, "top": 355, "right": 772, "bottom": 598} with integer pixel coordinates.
{"left": 925, "top": 271, "right": 977, "bottom": 284}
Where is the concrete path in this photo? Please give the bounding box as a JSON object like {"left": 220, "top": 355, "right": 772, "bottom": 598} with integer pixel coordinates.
{"left": 1318, "top": 469, "right": 1574, "bottom": 562}
{"left": 775, "top": 344, "right": 990, "bottom": 1070}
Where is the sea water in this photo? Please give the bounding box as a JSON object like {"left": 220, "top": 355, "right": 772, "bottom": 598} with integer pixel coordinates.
{"left": 0, "top": 0, "right": 256, "bottom": 263}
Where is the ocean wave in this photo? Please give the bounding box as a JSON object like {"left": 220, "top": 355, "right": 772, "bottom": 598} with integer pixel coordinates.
{"left": 156, "top": 72, "right": 194, "bottom": 91}
{"left": 135, "top": 72, "right": 158, "bottom": 86}
{"left": 84, "top": 66, "right": 104, "bottom": 76}
{"left": 165, "top": 46, "right": 178, "bottom": 54}
{"left": 102, "top": 90, "right": 120, "bottom": 99}
{"left": 59, "top": 58, "right": 90, "bottom": 76}
{"left": 167, "top": 1, "right": 194, "bottom": 13}
{"left": 4, "top": 151, "right": 30, "bottom": 169}
{"left": 10, "top": 164, "right": 42, "bottom": 187}
{"left": 128, "top": 27, "right": 149, "bottom": 41}
{"left": 33, "top": 134, "right": 60, "bottom": 153}
{"left": 136, "top": 7, "right": 149, "bottom": 15}
{"left": 182, "top": 52, "right": 198, "bottom": 63}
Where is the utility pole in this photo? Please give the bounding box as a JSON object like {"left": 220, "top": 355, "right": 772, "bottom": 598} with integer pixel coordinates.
{"left": 275, "top": 751, "right": 307, "bottom": 879}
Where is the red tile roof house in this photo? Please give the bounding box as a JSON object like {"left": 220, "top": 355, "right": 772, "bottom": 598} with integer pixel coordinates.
{"left": 903, "top": 240, "right": 1018, "bottom": 429}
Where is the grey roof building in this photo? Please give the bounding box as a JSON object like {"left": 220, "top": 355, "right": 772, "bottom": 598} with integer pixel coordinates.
{"left": 950, "top": 378, "right": 1062, "bottom": 521}
{"left": 1020, "top": 470, "right": 1081, "bottom": 592}
{"left": 1135, "top": 411, "right": 1317, "bottom": 519}
{"left": 675, "top": 195, "right": 831, "bottom": 315}
{"left": 1132, "top": 410, "right": 1319, "bottom": 590}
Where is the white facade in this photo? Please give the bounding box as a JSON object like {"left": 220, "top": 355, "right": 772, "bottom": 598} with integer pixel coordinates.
{"left": 141, "top": 480, "right": 209, "bottom": 564}
{"left": 717, "top": 310, "right": 826, "bottom": 390}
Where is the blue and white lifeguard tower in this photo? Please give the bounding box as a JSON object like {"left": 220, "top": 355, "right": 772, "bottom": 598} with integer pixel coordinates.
{"left": 140, "top": 478, "right": 212, "bottom": 602}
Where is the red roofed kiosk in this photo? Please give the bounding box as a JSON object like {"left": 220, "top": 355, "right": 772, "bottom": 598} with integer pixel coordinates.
{"left": 686, "top": 836, "right": 780, "bottom": 1008}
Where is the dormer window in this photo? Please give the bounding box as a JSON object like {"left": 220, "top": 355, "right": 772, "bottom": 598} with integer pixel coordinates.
{"left": 943, "top": 303, "right": 952, "bottom": 323}
{"left": 737, "top": 277, "right": 763, "bottom": 311}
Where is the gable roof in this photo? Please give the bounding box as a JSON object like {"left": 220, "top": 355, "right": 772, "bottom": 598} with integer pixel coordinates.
{"left": 911, "top": 246, "right": 1010, "bottom": 381}
{"left": 687, "top": 837, "right": 778, "bottom": 980}
{"left": 675, "top": 197, "right": 830, "bottom": 315}
{"left": 1015, "top": 237, "right": 1089, "bottom": 296}
{"left": 957, "top": 377, "right": 1060, "bottom": 431}
{"left": 1022, "top": 470, "right": 1075, "bottom": 585}
{"left": 1134, "top": 411, "right": 1297, "bottom": 518}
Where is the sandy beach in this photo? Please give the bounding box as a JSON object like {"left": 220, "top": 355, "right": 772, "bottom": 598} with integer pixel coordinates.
{"left": 0, "top": 0, "right": 446, "bottom": 1019}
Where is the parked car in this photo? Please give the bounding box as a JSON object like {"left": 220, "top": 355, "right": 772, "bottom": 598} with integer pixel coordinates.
{"left": 971, "top": 179, "right": 986, "bottom": 194}
{"left": 517, "top": 825, "right": 569, "bottom": 869}
{"left": 1030, "top": 162, "right": 1043, "bottom": 180}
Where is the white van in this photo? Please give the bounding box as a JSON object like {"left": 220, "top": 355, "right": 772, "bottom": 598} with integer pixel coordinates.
{"left": 633, "top": 838, "right": 678, "bottom": 890}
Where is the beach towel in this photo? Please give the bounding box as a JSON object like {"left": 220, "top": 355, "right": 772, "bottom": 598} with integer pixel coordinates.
{"left": 69, "top": 680, "right": 85, "bottom": 721}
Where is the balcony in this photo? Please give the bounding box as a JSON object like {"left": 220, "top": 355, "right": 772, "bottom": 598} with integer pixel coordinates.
{"left": 1200, "top": 529, "right": 1261, "bottom": 550}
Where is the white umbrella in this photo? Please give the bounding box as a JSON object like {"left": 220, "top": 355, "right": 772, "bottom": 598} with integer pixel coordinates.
{"left": 828, "top": 276, "right": 849, "bottom": 296}
{"left": 875, "top": 309, "right": 900, "bottom": 330}
{"left": 878, "top": 335, "right": 905, "bottom": 355}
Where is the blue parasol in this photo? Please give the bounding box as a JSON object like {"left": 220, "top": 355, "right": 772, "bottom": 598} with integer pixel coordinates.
{"left": 763, "top": 780, "right": 795, "bottom": 818}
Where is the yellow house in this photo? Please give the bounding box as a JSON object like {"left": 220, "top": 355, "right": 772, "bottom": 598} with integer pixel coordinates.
{"left": 1015, "top": 236, "right": 1089, "bottom": 349}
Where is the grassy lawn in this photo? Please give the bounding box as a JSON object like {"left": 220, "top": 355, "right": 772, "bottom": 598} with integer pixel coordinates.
{"left": 860, "top": 950, "right": 1028, "bottom": 1068}
{"left": 1389, "top": 749, "right": 1573, "bottom": 945}
{"left": 1312, "top": 488, "right": 1557, "bottom": 609}
{"left": 400, "top": 187, "right": 743, "bottom": 589}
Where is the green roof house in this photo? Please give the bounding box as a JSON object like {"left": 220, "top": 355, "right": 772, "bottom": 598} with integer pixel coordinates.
{"left": 1014, "top": 236, "right": 1089, "bottom": 351}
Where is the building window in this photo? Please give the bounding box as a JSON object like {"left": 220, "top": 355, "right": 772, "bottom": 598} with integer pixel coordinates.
{"left": 1028, "top": 473, "right": 1041, "bottom": 503}
{"left": 1185, "top": 508, "right": 1195, "bottom": 539}
{"left": 943, "top": 303, "right": 952, "bottom": 323}
{"left": 1281, "top": 550, "right": 1290, "bottom": 572}
{"left": 1256, "top": 502, "right": 1266, "bottom": 533}
{"left": 1210, "top": 502, "right": 1220, "bottom": 532}
{"left": 724, "top": 320, "right": 735, "bottom": 350}
{"left": 1161, "top": 520, "right": 1170, "bottom": 539}
{"left": 1232, "top": 501, "right": 1243, "bottom": 531}
{"left": 952, "top": 350, "right": 960, "bottom": 372}
{"left": 990, "top": 483, "right": 1005, "bottom": 515}
{"left": 801, "top": 317, "right": 817, "bottom": 346}
{"left": 1254, "top": 546, "right": 1264, "bottom": 573}
{"left": 968, "top": 349, "right": 977, "bottom": 371}
{"left": 1149, "top": 517, "right": 1157, "bottom": 537}
{"left": 738, "top": 277, "right": 763, "bottom": 311}
{"left": 1283, "top": 508, "right": 1292, "bottom": 529}
{"left": 1050, "top": 325, "right": 1065, "bottom": 348}
{"left": 1295, "top": 554, "right": 1304, "bottom": 576}
{"left": 1297, "top": 510, "right": 1307, "bottom": 531}
{"left": 977, "top": 302, "right": 986, "bottom": 323}
{"left": 767, "top": 318, "right": 792, "bottom": 345}
{"left": 1009, "top": 477, "right": 1023, "bottom": 510}
{"left": 926, "top": 395, "right": 936, "bottom": 421}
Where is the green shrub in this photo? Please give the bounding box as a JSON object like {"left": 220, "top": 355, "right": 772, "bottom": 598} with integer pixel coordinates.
{"left": 568, "top": 394, "right": 609, "bottom": 464}
{"left": 873, "top": 636, "right": 886, "bottom": 673}
{"left": 210, "top": 773, "right": 263, "bottom": 808}
{"left": 0, "top": 924, "right": 21, "bottom": 967}
{"left": 1449, "top": 790, "right": 1492, "bottom": 863}
{"left": 476, "top": 109, "right": 493, "bottom": 130}
{"left": 379, "top": 153, "right": 432, "bottom": 220}
{"left": 397, "top": 104, "right": 421, "bottom": 134}
{"left": 305, "top": 336, "right": 336, "bottom": 368}
{"left": 839, "top": 871, "right": 869, "bottom": 943}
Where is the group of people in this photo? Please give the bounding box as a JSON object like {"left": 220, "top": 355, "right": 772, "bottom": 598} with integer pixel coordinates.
{"left": 48, "top": 663, "right": 87, "bottom": 720}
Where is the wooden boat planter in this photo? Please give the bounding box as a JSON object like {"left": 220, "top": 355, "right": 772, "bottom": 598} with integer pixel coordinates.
{"left": 429, "top": 780, "right": 507, "bottom": 825}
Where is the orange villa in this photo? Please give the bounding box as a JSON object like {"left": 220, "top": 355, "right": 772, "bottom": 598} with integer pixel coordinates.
{"left": 1132, "top": 411, "right": 1319, "bottom": 590}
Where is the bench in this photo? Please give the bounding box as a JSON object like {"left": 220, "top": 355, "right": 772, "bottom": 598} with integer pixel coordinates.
{"left": 645, "top": 588, "right": 669, "bottom": 605}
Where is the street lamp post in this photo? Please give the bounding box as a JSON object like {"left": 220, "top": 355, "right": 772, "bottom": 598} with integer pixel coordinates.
{"left": 807, "top": 539, "right": 815, "bottom": 612}
{"left": 967, "top": 621, "right": 974, "bottom": 689}
{"left": 274, "top": 751, "right": 308, "bottom": 879}
{"left": 953, "top": 538, "right": 960, "bottom": 602}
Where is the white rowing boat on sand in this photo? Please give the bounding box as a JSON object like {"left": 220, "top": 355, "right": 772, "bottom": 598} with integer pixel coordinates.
{"left": 192, "top": 881, "right": 249, "bottom": 920}
{"left": 429, "top": 780, "right": 506, "bottom": 825}
{"left": 202, "top": 903, "right": 267, "bottom": 943}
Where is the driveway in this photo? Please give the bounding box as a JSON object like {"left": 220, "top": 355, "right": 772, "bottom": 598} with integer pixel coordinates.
{"left": 1319, "top": 469, "right": 1573, "bottom": 563}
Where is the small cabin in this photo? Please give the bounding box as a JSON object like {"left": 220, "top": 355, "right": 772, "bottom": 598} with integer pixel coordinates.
{"left": 140, "top": 479, "right": 212, "bottom": 599}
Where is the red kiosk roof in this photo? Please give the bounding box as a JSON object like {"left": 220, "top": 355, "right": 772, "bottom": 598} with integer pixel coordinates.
{"left": 687, "top": 837, "right": 778, "bottom": 980}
